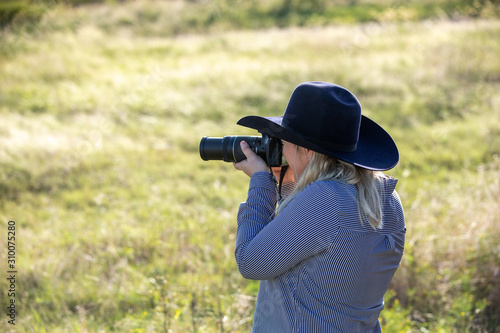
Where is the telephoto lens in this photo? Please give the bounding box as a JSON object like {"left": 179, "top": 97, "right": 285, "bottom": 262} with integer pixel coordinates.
{"left": 199, "top": 136, "right": 261, "bottom": 163}
{"left": 200, "top": 134, "right": 285, "bottom": 167}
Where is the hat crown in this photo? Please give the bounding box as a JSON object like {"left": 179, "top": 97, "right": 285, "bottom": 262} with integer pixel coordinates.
{"left": 282, "top": 82, "right": 361, "bottom": 152}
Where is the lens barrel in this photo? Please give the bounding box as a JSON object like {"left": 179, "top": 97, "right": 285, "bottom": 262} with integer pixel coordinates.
{"left": 200, "top": 134, "right": 285, "bottom": 167}
{"left": 199, "top": 136, "right": 261, "bottom": 163}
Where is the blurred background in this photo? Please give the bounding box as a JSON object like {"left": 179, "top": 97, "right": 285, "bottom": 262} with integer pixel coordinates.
{"left": 0, "top": 0, "right": 499, "bottom": 332}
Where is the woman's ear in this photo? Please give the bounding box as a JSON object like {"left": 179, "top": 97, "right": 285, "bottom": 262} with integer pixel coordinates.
{"left": 305, "top": 149, "right": 314, "bottom": 162}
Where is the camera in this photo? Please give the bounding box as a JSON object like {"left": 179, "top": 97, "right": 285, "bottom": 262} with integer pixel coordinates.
{"left": 199, "top": 134, "right": 286, "bottom": 167}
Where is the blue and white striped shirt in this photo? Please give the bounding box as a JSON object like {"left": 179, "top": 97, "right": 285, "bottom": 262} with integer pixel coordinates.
{"left": 235, "top": 171, "right": 405, "bottom": 332}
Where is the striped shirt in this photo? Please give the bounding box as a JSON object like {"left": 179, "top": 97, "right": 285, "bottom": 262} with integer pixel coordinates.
{"left": 235, "top": 171, "right": 405, "bottom": 332}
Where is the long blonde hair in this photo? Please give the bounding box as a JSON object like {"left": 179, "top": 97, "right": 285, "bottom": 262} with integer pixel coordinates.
{"left": 276, "top": 147, "right": 387, "bottom": 229}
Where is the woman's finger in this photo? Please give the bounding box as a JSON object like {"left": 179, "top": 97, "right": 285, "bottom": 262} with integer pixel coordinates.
{"left": 240, "top": 141, "right": 256, "bottom": 159}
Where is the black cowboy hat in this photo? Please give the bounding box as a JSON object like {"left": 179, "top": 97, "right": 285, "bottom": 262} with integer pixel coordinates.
{"left": 237, "top": 81, "right": 399, "bottom": 171}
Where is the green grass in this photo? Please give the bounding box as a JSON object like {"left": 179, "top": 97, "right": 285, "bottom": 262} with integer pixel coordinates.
{"left": 0, "top": 1, "right": 500, "bottom": 332}
{"left": 2, "top": 0, "right": 500, "bottom": 33}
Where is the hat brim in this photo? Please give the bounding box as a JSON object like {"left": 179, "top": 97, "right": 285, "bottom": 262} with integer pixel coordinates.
{"left": 237, "top": 115, "right": 399, "bottom": 171}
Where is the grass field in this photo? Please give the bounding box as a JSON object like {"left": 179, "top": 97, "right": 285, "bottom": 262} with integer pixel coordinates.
{"left": 0, "top": 0, "right": 500, "bottom": 332}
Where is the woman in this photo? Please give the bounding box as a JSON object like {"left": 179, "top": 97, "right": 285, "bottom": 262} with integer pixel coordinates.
{"left": 233, "top": 82, "right": 405, "bottom": 332}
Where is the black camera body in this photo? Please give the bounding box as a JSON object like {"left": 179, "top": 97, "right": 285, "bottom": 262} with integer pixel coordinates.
{"left": 199, "top": 134, "right": 285, "bottom": 167}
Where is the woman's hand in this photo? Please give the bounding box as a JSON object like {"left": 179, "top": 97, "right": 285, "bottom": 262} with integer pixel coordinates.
{"left": 233, "top": 141, "right": 269, "bottom": 177}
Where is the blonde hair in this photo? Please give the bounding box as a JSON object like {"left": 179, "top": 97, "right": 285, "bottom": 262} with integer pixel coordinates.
{"left": 276, "top": 147, "right": 387, "bottom": 229}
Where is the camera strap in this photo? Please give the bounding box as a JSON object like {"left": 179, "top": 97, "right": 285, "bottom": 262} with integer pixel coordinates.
{"left": 278, "top": 165, "right": 288, "bottom": 201}
{"left": 269, "top": 165, "right": 289, "bottom": 202}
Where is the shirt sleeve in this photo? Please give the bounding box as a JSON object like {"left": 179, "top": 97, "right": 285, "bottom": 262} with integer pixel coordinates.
{"left": 235, "top": 172, "right": 339, "bottom": 280}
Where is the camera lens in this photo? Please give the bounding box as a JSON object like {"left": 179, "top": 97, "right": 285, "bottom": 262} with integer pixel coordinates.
{"left": 199, "top": 137, "right": 225, "bottom": 161}
{"left": 199, "top": 136, "right": 260, "bottom": 163}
